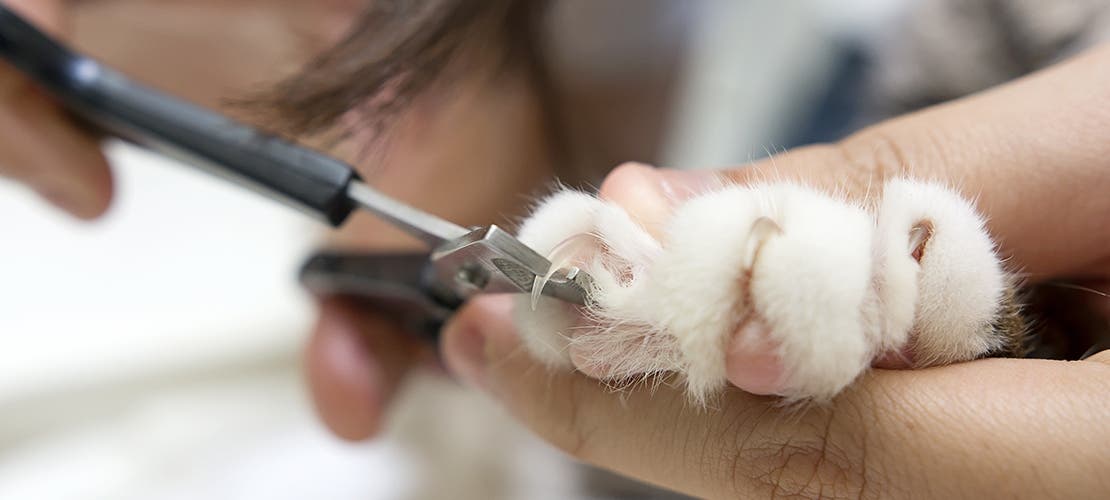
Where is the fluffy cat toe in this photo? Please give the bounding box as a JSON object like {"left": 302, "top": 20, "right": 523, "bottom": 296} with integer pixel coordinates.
{"left": 875, "top": 179, "right": 1011, "bottom": 366}
{"left": 739, "top": 184, "right": 875, "bottom": 401}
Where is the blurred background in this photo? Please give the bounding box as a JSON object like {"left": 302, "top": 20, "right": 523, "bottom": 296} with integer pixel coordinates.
{"left": 1, "top": 0, "right": 1103, "bottom": 498}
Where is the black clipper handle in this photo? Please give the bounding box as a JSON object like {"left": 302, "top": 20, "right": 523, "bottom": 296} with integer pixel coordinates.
{"left": 0, "top": 6, "right": 358, "bottom": 226}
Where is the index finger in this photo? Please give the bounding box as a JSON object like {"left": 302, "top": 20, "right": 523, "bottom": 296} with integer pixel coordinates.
{"left": 651, "top": 46, "right": 1110, "bottom": 280}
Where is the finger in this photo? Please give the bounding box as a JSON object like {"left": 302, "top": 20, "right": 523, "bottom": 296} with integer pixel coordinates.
{"left": 305, "top": 297, "right": 421, "bottom": 441}
{"left": 678, "top": 44, "right": 1110, "bottom": 276}
{"left": 442, "top": 295, "right": 1110, "bottom": 498}
{"left": 664, "top": 47, "right": 1110, "bottom": 279}
{"left": 0, "top": 87, "right": 113, "bottom": 218}
{"left": 0, "top": 0, "right": 113, "bottom": 219}
{"left": 595, "top": 162, "right": 705, "bottom": 239}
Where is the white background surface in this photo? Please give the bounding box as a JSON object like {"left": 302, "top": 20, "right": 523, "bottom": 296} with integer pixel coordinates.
{"left": 0, "top": 142, "right": 315, "bottom": 406}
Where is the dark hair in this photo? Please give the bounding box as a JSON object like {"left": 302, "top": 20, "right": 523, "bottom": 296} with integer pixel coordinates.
{"left": 253, "top": 0, "right": 552, "bottom": 146}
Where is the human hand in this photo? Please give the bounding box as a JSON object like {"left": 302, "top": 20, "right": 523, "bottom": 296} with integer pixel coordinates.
{"left": 302, "top": 68, "right": 558, "bottom": 440}
{"left": 439, "top": 44, "right": 1110, "bottom": 497}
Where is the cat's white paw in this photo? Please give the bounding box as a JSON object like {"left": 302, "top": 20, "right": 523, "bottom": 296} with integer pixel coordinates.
{"left": 513, "top": 179, "right": 1013, "bottom": 402}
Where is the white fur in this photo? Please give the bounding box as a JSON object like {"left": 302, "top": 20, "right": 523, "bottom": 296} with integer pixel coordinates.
{"left": 512, "top": 179, "right": 1007, "bottom": 401}
{"left": 643, "top": 187, "right": 765, "bottom": 400}
{"left": 741, "top": 184, "right": 875, "bottom": 400}
{"left": 877, "top": 179, "right": 1006, "bottom": 366}
{"left": 513, "top": 191, "right": 601, "bottom": 368}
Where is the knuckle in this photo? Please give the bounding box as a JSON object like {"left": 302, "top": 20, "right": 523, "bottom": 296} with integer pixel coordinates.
{"left": 597, "top": 161, "right": 652, "bottom": 200}
{"left": 723, "top": 400, "right": 878, "bottom": 499}
{"left": 834, "top": 127, "right": 921, "bottom": 199}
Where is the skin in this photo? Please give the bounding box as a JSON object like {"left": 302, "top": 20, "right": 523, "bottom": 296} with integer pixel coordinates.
{"left": 438, "top": 45, "right": 1110, "bottom": 498}
{"left": 5, "top": 2, "right": 1108, "bottom": 497}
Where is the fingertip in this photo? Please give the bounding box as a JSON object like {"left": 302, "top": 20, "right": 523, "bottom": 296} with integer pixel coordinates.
{"left": 9, "top": 91, "right": 116, "bottom": 220}
{"left": 597, "top": 162, "right": 671, "bottom": 236}
{"left": 49, "top": 110, "right": 114, "bottom": 220}
{"left": 439, "top": 313, "right": 489, "bottom": 391}
{"left": 306, "top": 303, "right": 382, "bottom": 440}
{"left": 38, "top": 152, "right": 114, "bottom": 220}
{"left": 305, "top": 299, "right": 417, "bottom": 441}
{"left": 597, "top": 162, "right": 657, "bottom": 199}
{"left": 77, "top": 149, "right": 115, "bottom": 219}
{"left": 598, "top": 163, "right": 724, "bottom": 239}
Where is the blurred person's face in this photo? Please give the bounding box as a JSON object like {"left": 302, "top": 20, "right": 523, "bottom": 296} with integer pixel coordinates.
{"left": 71, "top": 0, "right": 557, "bottom": 251}
{"left": 318, "top": 71, "right": 556, "bottom": 251}
{"left": 73, "top": 1, "right": 357, "bottom": 111}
